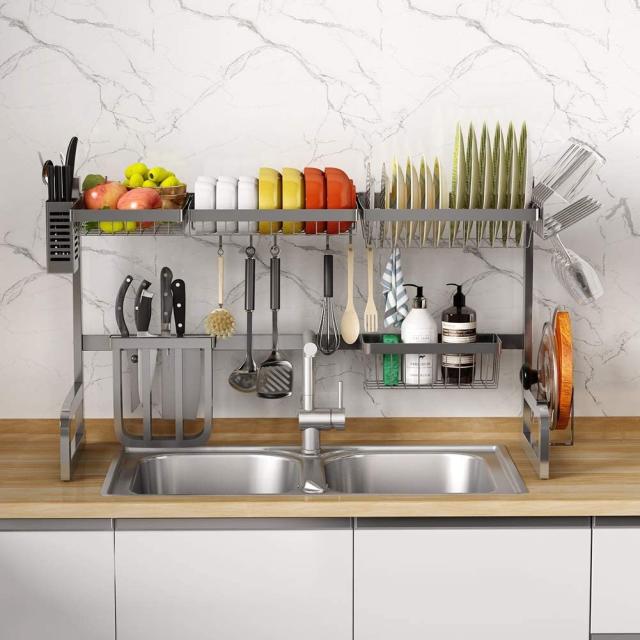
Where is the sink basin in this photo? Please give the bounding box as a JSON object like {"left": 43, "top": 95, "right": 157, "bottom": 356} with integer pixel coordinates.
{"left": 104, "top": 449, "right": 303, "bottom": 496}
{"left": 102, "top": 445, "right": 526, "bottom": 496}
{"left": 324, "top": 446, "right": 525, "bottom": 494}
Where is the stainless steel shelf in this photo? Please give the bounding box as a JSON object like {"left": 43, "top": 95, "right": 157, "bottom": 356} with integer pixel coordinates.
{"left": 362, "top": 334, "right": 501, "bottom": 391}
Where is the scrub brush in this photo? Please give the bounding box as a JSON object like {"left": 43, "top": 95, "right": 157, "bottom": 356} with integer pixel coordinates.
{"left": 205, "top": 244, "right": 236, "bottom": 338}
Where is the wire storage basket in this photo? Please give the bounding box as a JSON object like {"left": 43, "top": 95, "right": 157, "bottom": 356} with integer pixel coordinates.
{"left": 361, "top": 333, "right": 501, "bottom": 390}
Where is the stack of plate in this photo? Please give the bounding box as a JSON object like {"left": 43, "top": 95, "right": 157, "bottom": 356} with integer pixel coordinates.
{"left": 376, "top": 122, "right": 529, "bottom": 248}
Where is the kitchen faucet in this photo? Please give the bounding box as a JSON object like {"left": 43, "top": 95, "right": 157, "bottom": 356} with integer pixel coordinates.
{"left": 298, "top": 339, "right": 346, "bottom": 456}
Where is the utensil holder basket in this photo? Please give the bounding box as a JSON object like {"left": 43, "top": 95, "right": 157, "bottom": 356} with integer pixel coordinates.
{"left": 361, "top": 333, "right": 501, "bottom": 390}
{"left": 46, "top": 201, "right": 79, "bottom": 273}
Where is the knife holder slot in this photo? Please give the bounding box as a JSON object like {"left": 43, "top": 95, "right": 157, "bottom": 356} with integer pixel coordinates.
{"left": 111, "top": 336, "right": 214, "bottom": 448}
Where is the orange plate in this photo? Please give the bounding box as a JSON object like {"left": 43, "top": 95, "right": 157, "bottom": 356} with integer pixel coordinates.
{"left": 553, "top": 310, "right": 573, "bottom": 429}
{"left": 304, "top": 168, "right": 326, "bottom": 234}
{"left": 326, "top": 167, "right": 353, "bottom": 234}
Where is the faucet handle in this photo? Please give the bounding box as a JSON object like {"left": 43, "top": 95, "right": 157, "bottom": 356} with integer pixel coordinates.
{"left": 337, "top": 380, "right": 343, "bottom": 410}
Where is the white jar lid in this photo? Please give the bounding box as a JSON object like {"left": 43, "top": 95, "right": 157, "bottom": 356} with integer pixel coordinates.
{"left": 217, "top": 175, "right": 238, "bottom": 184}
{"left": 238, "top": 176, "right": 258, "bottom": 184}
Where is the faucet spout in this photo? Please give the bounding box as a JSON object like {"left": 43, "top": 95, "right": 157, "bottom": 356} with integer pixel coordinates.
{"left": 298, "top": 338, "right": 346, "bottom": 456}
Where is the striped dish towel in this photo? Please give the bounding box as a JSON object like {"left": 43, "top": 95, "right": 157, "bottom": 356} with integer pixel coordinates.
{"left": 382, "top": 247, "right": 409, "bottom": 328}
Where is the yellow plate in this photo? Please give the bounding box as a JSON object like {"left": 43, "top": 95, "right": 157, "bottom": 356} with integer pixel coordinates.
{"left": 282, "top": 167, "right": 305, "bottom": 234}
{"left": 258, "top": 167, "right": 282, "bottom": 234}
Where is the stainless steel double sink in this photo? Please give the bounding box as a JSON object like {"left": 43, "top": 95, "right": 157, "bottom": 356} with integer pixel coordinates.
{"left": 102, "top": 445, "right": 527, "bottom": 496}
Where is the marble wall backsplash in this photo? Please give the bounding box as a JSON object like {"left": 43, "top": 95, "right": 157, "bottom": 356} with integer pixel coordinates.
{"left": 1, "top": 0, "right": 640, "bottom": 418}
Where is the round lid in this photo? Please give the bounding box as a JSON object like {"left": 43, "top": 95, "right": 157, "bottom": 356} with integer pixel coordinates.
{"left": 536, "top": 309, "right": 573, "bottom": 430}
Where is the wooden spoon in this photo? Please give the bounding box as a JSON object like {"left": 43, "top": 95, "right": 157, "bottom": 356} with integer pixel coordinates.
{"left": 340, "top": 243, "right": 360, "bottom": 344}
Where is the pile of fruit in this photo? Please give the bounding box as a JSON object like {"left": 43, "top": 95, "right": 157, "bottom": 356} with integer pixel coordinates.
{"left": 81, "top": 163, "right": 185, "bottom": 233}
{"left": 120, "top": 162, "right": 183, "bottom": 189}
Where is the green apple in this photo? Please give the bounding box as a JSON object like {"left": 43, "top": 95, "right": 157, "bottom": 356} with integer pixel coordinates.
{"left": 148, "top": 167, "right": 173, "bottom": 183}
{"left": 99, "top": 221, "right": 124, "bottom": 234}
{"left": 121, "top": 177, "right": 130, "bottom": 187}
{"left": 142, "top": 179, "right": 158, "bottom": 188}
{"left": 124, "top": 221, "right": 137, "bottom": 232}
{"left": 124, "top": 162, "right": 148, "bottom": 179}
{"left": 128, "top": 173, "right": 145, "bottom": 188}
{"left": 160, "top": 175, "right": 180, "bottom": 188}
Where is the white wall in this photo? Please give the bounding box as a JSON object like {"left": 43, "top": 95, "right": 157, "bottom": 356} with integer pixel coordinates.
{"left": 1, "top": 0, "right": 639, "bottom": 418}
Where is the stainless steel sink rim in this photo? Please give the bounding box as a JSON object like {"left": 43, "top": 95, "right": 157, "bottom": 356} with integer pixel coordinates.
{"left": 102, "top": 445, "right": 527, "bottom": 496}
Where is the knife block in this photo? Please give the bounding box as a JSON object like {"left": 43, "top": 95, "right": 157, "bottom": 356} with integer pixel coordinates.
{"left": 111, "top": 335, "right": 214, "bottom": 448}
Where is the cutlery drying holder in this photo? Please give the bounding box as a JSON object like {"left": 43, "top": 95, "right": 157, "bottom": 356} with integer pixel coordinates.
{"left": 112, "top": 335, "right": 214, "bottom": 448}
{"left": 361, "top": 334, "right": 502, "bottom": 390}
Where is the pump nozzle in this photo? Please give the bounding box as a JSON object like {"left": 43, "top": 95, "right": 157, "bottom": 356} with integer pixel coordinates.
{"left": 446, "top": 283, "right": 466, "bottom": 310}
{"left": 405, "top": 283, "right": 427, "bottom": 309}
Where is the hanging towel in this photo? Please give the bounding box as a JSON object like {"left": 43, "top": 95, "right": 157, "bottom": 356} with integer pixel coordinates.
{"left": 382, "top": 247, "right": 409, "bottom": 328}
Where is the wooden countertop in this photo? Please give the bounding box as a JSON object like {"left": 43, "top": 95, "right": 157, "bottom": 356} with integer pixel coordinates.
{"left": 1, "top": 418, "right": 640, "bottom": 518}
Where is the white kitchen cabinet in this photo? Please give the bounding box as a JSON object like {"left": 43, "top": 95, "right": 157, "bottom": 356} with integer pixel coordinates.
{"left": 354, "top": 517, "right": 591, "bottom": 640}
{"left": 0, "top": 519, "right": 115, "bottom": 640}
{"left": 592, "top": 517, "right": 640, "bottom": 634}
{"left": 115, "top": 518, "right": 352, "bottom": 640}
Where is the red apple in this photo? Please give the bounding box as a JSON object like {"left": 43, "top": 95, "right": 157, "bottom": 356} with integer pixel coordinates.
{"left": 84, "top": 181, "right": 128, "bottom": 210}
{"left": 117, "top": 187, "right": 162, "bottom": 210}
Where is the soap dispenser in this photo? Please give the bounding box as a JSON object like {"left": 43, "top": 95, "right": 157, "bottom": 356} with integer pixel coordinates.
{"left": 441, "top": 283, "right": 477, "bottom": 385}
{"left": 401, "top": 284, "right": 438, "bottom": 385}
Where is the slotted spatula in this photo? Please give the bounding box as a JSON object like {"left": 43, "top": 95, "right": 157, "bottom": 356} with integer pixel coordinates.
{"left": 257, "top": 242, "right": 293, "bottom": 398}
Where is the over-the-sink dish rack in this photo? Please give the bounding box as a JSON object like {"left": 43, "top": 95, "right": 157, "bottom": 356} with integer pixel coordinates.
{"left": 45, "top": 134, "right": 604, "bottom": 482}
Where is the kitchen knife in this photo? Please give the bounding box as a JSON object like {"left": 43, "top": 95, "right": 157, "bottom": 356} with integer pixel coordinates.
{"left": 136, "top": 289, "right": 157, "bottom": 418}
{"left": 159, "top": 267, "right": 174, "bottom": 418}
{"left": 171, "top": 279, "right": 186, "bottom": 337}
{"left": 115, "top": 275, "right": 140, "bottom": 412}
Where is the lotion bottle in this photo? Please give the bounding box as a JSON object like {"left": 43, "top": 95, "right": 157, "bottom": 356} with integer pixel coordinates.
{"left": 401, "top": 284, "right": 438, "bottom": 385}
{"left": 441, "top": 283, "right": 477, "bottom": 385}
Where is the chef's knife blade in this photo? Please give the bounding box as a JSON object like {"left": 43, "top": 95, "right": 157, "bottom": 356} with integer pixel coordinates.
{"left": 159, "top": 266, "right": 174, "bottom": 418}
{"left": 137, "top": 290, "right": 158, "bottom": 422}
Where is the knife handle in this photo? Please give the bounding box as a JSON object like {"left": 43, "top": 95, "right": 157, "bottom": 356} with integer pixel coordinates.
{"left": 171, "top": 279, "right": 186, "bottom": 337}
{"left": 116, "top": 275, "right": 134, "bottom": 337}
{"left": 61, "top": 165, "right": 71, "bottom": 201}
{"left": 137, "top": 291, "right": 153, "bottom": 333}
{"left": 54, "top": 165, "right": 63, "bottom": 202}
{"left": 46, "top": 163, "right": 55, "bottom": 202}
{"left": 134, "top": 279, "right": 152, "bottom": 332}
{"left": 160, "top": 267, "right": 173, "bottom": 333}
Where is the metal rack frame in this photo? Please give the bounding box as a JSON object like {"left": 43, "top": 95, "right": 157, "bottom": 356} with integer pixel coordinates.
{"left": 48, "top": 195, "right": 561, "bottom": 480}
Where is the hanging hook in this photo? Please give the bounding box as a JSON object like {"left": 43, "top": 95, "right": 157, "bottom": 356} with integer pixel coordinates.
{"left": 271, "top": 234, "right": 280, "bottom": 257}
